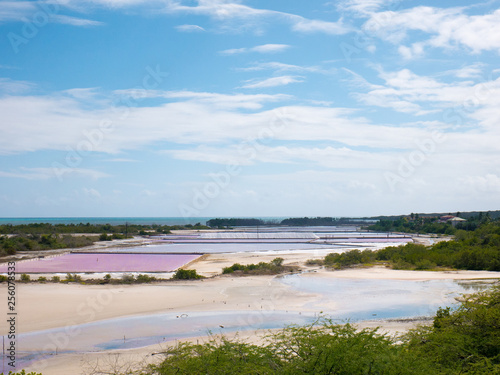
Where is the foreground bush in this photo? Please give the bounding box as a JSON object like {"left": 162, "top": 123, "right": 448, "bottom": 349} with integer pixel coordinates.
{"left": 148, "top": 321, "right": 431, "bottom": 375}
{"left": 404, "top": 286, "right": 500, "bottom": 373}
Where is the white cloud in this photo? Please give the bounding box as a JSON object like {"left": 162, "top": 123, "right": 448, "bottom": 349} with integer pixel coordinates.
{"left": 166, "top": 145, "right": 396, "bottom": 170}
{"left": 290, "top": 17, "right": 349, "bottom": 35}
{"left": 351, "top": 67, "right": 500, "bottom": 117}
{"left": 0, "top": 1, "right": 102, "bottom": 26}
{"left": 220, "top": 43, "right": 290, "bottom": 55}
{"left": 164, "top": 0, "right": 350, "bottom": 35}
{"left": 240, "top": 61, "right": 334, "bottom": 76}
{"left": 365, "top": 6, "right": 500, "bottom": 55}
{"left": 442, "top": 63, "right": 485, "bottom": 79}
{"left": 176, "top": 24, "right": 205, "bottom": 32}
{"left": 241, "top": 76, "right": 304, "bottom": 89}
{"left": 0, "top": 1, "right": 37, "bottom": 23}
{"left": 0, "top": 167, "right": 109, "bottom": 180}
{"left": 338, "top": 0, "right": 395, "bottom": 15}
{"left": 252, "top": 44, "right": 290, "bottom": 53}
{"left": 1, "top": 84, "right": 499, "bottom": 171}
{"left": 0, "top": 78, "right": 35, "bottom": 94}
{"left": 52, "top": 15, "right": 103, "bottom": 26}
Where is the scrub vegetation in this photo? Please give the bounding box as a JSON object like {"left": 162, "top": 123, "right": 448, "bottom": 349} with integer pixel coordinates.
{"left": 222, "top": 258, "right": 297, "bottom": 275}
{"left": 313, "top": 220, "right": 500, "bottom": 271}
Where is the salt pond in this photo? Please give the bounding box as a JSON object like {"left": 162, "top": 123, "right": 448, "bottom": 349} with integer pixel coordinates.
{"left": 0, "top": 253, "right": 201, "bottom": 273}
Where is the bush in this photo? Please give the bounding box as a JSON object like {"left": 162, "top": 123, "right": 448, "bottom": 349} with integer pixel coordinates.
{"left": 136, "top": 274, "right": 156, "bottom": 283}
{"left": 173, "top": 269, "right": 203, "bottom": 280}
{"left": 65, "top": 273, "right": 82, "bottom": 283}
{"left": 150, "top": 319, "right": 432, "bottom": 375}
{"left": 51, "top": 275, "right": 60, "bottom": 282}
{"left": 222, "top": 258, "right": 290, "bottom": 275}
{"left": 20, "top": 273, "right": 30, "bottom": 282}
{"left": 405, "top": 286, "right": 500, "bottom": 373}
{"left": 0, "top": 275, "right": 8, "bottom": 282}
{"left": 99, "top": 233, "right": 111, "bottom": 241}
{"left": 121, "top": 274, "right": 135, "bottom": 284}
{"left": 415, "top": 259, "right": 436, "bottom": 270}
{"left": 38, "top": 276, "right": 47, "bottom": 283}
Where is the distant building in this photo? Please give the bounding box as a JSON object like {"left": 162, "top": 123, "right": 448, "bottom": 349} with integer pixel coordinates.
{"left": 449, "top": 217, "right": 467, "bottom": 227}
{"left": 438, "top": 215, "right": 466, "bottom": 226}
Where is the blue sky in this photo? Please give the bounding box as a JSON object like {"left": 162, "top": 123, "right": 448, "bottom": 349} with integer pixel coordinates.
{"left": 1, "top": 0, "right": 500, "bottom": 218}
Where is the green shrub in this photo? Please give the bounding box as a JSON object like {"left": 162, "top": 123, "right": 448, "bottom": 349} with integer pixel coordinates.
{"left": 51, "top": 275, "right": 60, "bottom": 282}
{"left": 173, "top": 269, "right": 203, "bottom": 280}
{"left": 99, "top": 233, "right": 111, "bottom": 241}
{"left": 20, "top": 273, "right": 30, "bottom": 282}
{"left": 121, "top": 274, "right": 135, "bottom": 284}
{"left": 65, "top": 273, "right": 82, "bottom": 282}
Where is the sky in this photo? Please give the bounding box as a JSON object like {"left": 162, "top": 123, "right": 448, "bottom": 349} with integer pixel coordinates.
{"left": 0, "top": 0, "right": 500, "bottom": 218}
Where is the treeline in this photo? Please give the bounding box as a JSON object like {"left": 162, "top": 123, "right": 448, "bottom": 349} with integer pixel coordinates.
{"left": 368, "top": 212, "right": 496, "bottom": 234}
{"left": 112, "top": 286, "right": 500, "bottom": 374}
{"left": 206, "top": 217, "right": 370, "bottom": 227}
{"left": 206, "top": 218, "right": 271, "bottom": 227}
{"left": 281, "top": 217, "right": 353, "bottom": 226}
{"left": 315, "top": 221, "right": 500, "bottom": 271}
{"left": 0, "top": 222, "right": 210, "bottom": 256}
{"left": 0, "top": 222, "right": 209, "bottom": 236}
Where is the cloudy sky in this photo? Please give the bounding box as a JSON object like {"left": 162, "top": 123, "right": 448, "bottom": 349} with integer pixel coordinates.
{"left": 1, "top": 0, "right": 499, "bottom": 218}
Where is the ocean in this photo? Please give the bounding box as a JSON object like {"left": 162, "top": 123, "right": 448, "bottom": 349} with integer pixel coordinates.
{"left": 0, "top": 217, "right": 287, "bottom": 226}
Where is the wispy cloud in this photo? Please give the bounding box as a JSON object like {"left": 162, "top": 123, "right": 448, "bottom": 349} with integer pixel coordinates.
{"left": 241, "top": 75, "right": 304, "bottom": 89}
{"left": 176, "top": 24, "right": 205, "bottom": 32}
{"left": 0, "top": 1, "right": 102, "bottom": 26}
{"left": 0, "top": 78, "right": 35, "bottom": 95}
{"left": 337, "top": 0, "right": 396, "bottom": 15}
{"left": 220, "top": 44, "right": 290, "bottom": 55}
{"left": 0, "top": 167, "right": 109, "bottom": 180}
{"left": 52, "top": 15, "right": 103, "bottom": 27}
{"left": 164, "top": 0, "right": 350, "bottom": 35}
{"left": 0, "top": 1, "right": 37, "bottom": 23}
{"left": 290, "top": 17, "right": 350, "bottom": 34}
{"left": 240, "top": 61, "right": 335, "bottom": 76}
{"left": 365, "top": 6, "right": 500, "bottom": 56}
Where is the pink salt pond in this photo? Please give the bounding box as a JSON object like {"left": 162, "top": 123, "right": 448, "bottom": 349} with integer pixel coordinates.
{"left": 0, "top": 252, "right": 201, "bottom": 273}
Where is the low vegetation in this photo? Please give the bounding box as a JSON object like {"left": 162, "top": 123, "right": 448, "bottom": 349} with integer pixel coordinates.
{"left": 313, "top": 220, "right": 500, "bottom": 271}
{"left": 368, "top": 211, "right": 497, "bottom": 234}
{"left": 172, "top": 269, "right": 204, "bottom": 280}
{"left": 0, "top": 271, "right": 204, "bottom": 284}
{"left": 0, "top": 234, "right": 98, "bottom": 256}
{"left": 222, "top": 258, "right": 296, "bottom": 275}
